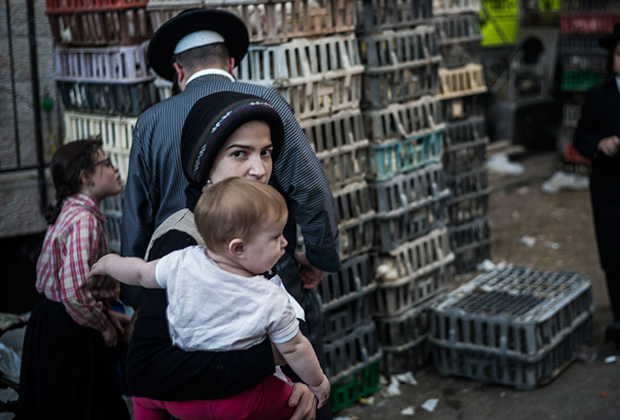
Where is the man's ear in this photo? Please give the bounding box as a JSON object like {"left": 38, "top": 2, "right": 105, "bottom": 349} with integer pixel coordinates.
{"left": 228, "top": 238, "right": 245, "bottom": 258}
{"left": 227, "top": 58, "right": 235, "bottom": 75}
{"left": 173, "top": 61, "right": 187, "bottom": 91}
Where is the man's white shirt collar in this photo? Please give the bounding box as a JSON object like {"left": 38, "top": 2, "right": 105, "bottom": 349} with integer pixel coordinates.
{"left": 187, "top": 68, "right": 235, "bottom": 85}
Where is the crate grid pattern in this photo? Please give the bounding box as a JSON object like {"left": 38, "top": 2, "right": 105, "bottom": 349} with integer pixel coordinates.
{"left": 433, "top": 0, "right": 481, "bottom": 16}
{"left": 299, "top": 109, "right": 369, "bottom": 190}
{"left": 146, "top": 0, "right": 357, "bottom": 45}
{"left": 429, "top": 266, "right": 595, "bottom": 389}
{"left": 46, "top": 4, "right": 152, "bottom": 46}
{"left": 434, "top": 14, "right": 483, "bottom": 68}
{"left": 359, "top": 26, "right": 442, "bottom": 109}
{"left": 235, "top": 34, "right": 365, "bottom": 120}
{"left": 369, "top": 163, "right": 451, "bottom": 251}
{"left": 372, "top": 227, "right": 455, "bottom": 317}
{"left": 356, "top": 0, "right": 433, "bottom": 34}
{"left": 442, "top": 114, "right": 488, "bottom": 174}
{"left": 374, "top": 301, "right": 434, "bottom": 375}
{"left": 446, "top": 166, "right": 489, "bottom": 226}
{"left": 433, "top": 3, "right": 489, "bottom": 273}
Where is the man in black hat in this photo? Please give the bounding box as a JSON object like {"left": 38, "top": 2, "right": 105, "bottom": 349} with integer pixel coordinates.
{"left": 120, "top": 8, "right": 339, "bottom": 419}
{"left": 574, "top": 23, "right": 620, "bottom": 345}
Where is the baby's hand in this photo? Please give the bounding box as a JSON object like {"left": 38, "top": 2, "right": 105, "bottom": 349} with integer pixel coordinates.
{"left": 308, "top": 374, "right": 330, "bottom": 409}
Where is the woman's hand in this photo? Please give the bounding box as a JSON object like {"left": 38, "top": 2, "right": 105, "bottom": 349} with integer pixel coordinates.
{"left": 287, "top": 383, "right": 317, "bottom": 420}
{"left": 295, "top": 252, "right": 324, "bottom": 289}
{"left": 598, "top": 135, "right": 620, "bottom": 157}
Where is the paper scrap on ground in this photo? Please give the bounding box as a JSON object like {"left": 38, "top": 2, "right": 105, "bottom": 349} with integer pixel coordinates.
{"left": 386, "top": 376, "right": 401, "bottom": 396}
{"left": 421, "top": 398, "right": 439, "bottom": 412}
{"left": 485, "top": 153, "right": 524, "bottom": 175}
{"left": 541, "top": 171, "right": 589, "bottom": 194}
{"left": 400, "top": 406, "right": 415, "bottom": 416}
{"left": 604, "top": 355, "right": 618, "bottom": 363}
{"left": 520, "top": 235, "right": 536, "bottom": 247}
{"left": 394, "top": 371, "right": 418, "bottom": 386}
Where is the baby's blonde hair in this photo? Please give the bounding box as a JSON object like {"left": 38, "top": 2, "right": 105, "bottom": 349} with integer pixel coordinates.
{"left": 194, "top": 177, "right": 288, "bottom": 253}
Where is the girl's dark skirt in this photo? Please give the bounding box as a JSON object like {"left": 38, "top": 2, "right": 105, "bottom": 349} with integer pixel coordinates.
{"left": 18, "top": 295, "right": 130, "bottom": 420}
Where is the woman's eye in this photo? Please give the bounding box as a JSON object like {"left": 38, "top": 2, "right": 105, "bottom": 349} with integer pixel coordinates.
{"left": 232, "top": 151, "right": 246, "bottom": 158}
{"left": 261, "top": 149, "right": 272, "bottom": 157}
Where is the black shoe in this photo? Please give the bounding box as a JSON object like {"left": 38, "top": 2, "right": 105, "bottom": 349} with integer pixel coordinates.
{"left": 605, "top": 323, "right": 620, "bottom": 346}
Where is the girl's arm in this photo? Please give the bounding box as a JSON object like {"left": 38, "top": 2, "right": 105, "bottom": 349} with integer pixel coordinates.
{"left": 274, "top": 331, "right": 330, "bottom": 409}
{"left": 89, "top": 254, "right": 160, "bottom": 289}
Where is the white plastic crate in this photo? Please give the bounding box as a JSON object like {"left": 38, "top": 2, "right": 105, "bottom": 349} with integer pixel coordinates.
{"left": 100, "top": 189, "right": 123, "bottom": 254}
{"left": 433, "top": 0, "right": 481, "bottom": 16}
{"left": 54, "top": 42, "right": 152, "bottom": 82}
{"left": 63, "top": 111, "right": 136, "bottom": 184}
{"left": 437, "top": 63, "right": 487, "bottom": 100}
{"left": 369, "top": 163, "right": 451, "bottom": 250}
{"left": 372, "top": 227, "right": 455, "bottom": 317}
{"left": 235, "top": 34, "right": 364, "bottom": 119}
{"left": 360, "top": 26, "right": 441, "bottom": 109}
{"left": 147, "top": 0, "right": 356, "bottom": 44}
{"left": 429, "top": 266, "right": 594, "bottom": 389}
{"left": 357, "top": 0, "right": 433, "bottom": 34}
{"left": 300, "top": 109, "right": 369, "bottom": 191}
{"left": 364, "top": 95, "right": 444, "bottom": 144}
{"left": 442, "top": 115, "right": 488, "bottom": 174}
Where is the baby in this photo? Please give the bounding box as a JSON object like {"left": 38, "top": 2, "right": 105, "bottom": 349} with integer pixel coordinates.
{"left": 90, "top": 177, "right": 330, "bottom": 418}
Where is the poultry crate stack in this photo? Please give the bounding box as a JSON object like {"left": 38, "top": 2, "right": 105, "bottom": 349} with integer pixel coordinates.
{"left": 354, "top": 0, "right": 458, "bottom": 381}
{"left": 434, "top": 1, "right": 490, "bottom": 275}
{"left": 46, "top": 0, "right": 157, "bottom": 253}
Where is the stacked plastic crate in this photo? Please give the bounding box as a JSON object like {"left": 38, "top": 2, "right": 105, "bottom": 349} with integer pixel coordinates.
{"left": 146, "top": 0, "right": 380, "bottom": 412}
{"left": 46, "top": 0, "right": 156, "bottom": 252}
{"left": 355, "top": 0, "right": 455, "bottom": 378}
{"left": 433, "top": 0, "right": 491, "bottom": 275}
{"left": 558, "top": 0, "right": 620, "bottom": 174}
{"left": 429, "top": 266, "right": 594, "bottom": 389}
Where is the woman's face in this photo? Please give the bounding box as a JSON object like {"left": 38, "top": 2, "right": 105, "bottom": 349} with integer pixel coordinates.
{"left": 209, "top": 120, "right": 274, "bottom": 185}
{"left": 614, "top": 42, "right": 620, "bottom": 76}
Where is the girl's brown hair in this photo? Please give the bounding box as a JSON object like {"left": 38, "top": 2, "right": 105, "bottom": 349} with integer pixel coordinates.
{"left": 45, "top": 139, "right": 103, "bottom": 225}
{"left": 194, "top": 177, "right": 287, "bottom": 253}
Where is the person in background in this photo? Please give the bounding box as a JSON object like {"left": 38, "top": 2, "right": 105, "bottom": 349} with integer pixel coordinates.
{"left": 574, "top": 24, "right": 620, "bottom": 345}
{"left": 124, "top": 92, "right": 320, "bottom": 420}
{"left": 91, "top": 178, "right": 330, "bottom": 420}
{"left": 18, "top": 139, "right": 131, "bottom": 419}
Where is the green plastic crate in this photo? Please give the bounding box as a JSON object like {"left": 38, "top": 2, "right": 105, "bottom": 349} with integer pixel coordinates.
{"left": 330, "top": 357, "right": 381, "bottom": 413}
{"left": 480, "top": 0, "right": 519, "bottom": 46}
{"left": 561, "top": 70, "right": 603, "bottom": 91}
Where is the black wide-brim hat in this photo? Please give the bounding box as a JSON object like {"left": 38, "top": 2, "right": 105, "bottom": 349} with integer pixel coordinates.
{"left": 181, "top": 91, "right": 284, "bottom": 187}
{"left": 599, "top": 23, "right": 620, "bottom": 51}
{"left": 147, "top": 8, "right": 249, "bottom": 81}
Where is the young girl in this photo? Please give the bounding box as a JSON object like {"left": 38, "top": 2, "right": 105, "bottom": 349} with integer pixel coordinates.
{"left": 18, "top": 139, "right": 131, "bottom": 420}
